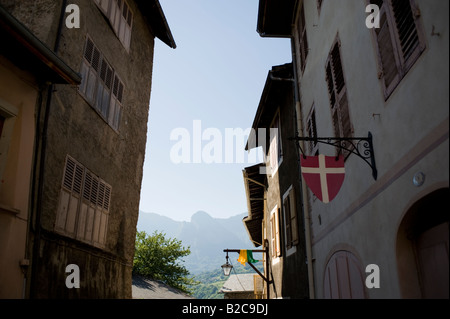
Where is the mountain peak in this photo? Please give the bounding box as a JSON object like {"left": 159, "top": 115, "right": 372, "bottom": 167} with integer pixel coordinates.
{"left": 191, "top": 211, "right": 212, "bottom": 222}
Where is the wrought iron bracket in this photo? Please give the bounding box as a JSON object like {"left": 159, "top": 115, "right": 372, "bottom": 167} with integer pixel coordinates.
{"left": 223, "top": 249, "right": 273, "bottom": 284}
{"left": 289, "top": 132, "right": 378, "bottom": 180}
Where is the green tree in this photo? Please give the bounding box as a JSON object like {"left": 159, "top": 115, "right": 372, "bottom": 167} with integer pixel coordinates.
{"left": 133, "top": 231, "right": 198, "bottom": 294}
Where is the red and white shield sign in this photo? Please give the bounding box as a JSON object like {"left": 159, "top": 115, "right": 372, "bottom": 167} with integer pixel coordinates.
{"left": 300, "top": 154, "right": 345, "bottom": 203}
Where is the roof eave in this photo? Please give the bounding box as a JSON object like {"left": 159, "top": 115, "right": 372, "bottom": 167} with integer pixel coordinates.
{"left": 135, "top": 0, "right": 176, "bottom": 49}
{"left": 256, "top": 0, "right": 298, "bottom": 38}
{"left": 0, "top": 4, "right": 81, "bottom": 85}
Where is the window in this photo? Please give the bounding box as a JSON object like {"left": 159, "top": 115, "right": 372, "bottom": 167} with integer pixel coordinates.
{"left": 325, "top": 39, "right": 353, "bottom": 155}
{"left": 306, "top": 105, "right": 319, "bottom": 155}
{"left": 269, "top": 112, "right": 283, "bottom": 176}
{"left": 55, "top": 155, "right": 111, "bottom": 248}
{"left": 94, "top": 0, "right": 133, "bottom": 51}
{"left": 370, "top": 0, "right": 425, "bottom": 99}
{"left": 79, "top": 36, "right": 124, "bottom": 131}
{"left": 283, "top": 186, "right": 299, "bottom": 252}
{"left": 296, "top": 3, "right": 309, "bottom": 73}
{"left": 270, "top": 206, "right": 281, "bottom": 259}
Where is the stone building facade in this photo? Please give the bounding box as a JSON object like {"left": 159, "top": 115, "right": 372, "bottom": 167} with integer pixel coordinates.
{"left": 243, "top": 64, "right": 310, "bottom": 299}
{"left": 0, "top": 0, "right": 175, "bottom": 298}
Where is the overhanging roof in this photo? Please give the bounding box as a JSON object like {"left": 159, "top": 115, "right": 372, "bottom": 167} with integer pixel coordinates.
{"left": 0, "top": 4, "right": 81, "bottom": 85}
{"left": 135, "top": 0, "right": 176, "bottom": 49}
{"left": 242, "top": 163, "right": 266, "bottom": 247}
{"left": 246, "top": 63, "right": 294, "bottom": 151}
{"left": 257, "top": 0, "right": 298, "bottom": 37}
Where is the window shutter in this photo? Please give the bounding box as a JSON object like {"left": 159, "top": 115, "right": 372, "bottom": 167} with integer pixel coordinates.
{"left": 284, "top": 196, "right": 292, "bottom": 249}
{"left": 391, "top": 0, "right": 420, "bottom": 62}
{"left": 326, "top": 39, "right": 353, "bottom": 156}
{"left": 339, "top": 94, "right": 352, "bottom": 138}
{"left": 85, "top": 69, "right": 97, "bottom": 103}
{"left": 297, "top": 4, "right": 309, "bottom": 72}
{"left": 91, "top": 47, "right": 101, "bottom": 72}
{"left": 98, "top": 182, "right": 111, "bottom": 245}
{"left": 84, "top": 38, "right": 94, "bottom": 63}
{"left": 331, "top": 43, "right": 345, "bottom": 94}
{"left": 270, "top": 214, "right": 276, "bottom": 257}
{"left": 325, "top": 62, "right": 336, "bottom": 107}
{"left": 275, "top": 208, "right": 281, "bottom": 257}
{"left": 56, "top": 156, "right": 84, "bottom": 235}
{"left": 80, "top": 36, "right": 124, "bottom": 130}
{"left": 373, "top": 0, "right": 401, "bottom": 97}
{"left": 79, "top": 61, "right": 89, "bottom": 94}
{"left": 270, "top": 209, "right": 281, "bottom": 258}
{"left": 371, "top": 0, "right": 424, "bottom": 99}
{"left": 307, "top": 107, "right": 318, "bottom": 155}
{"left": 289, "top": 188, "right": 299, "bottom": 245}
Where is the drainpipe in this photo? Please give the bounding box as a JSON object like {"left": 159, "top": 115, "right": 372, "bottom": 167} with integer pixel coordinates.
{"left": 30, "top": 0, "right": 67, "bottom": 298}
{"left": 290, "top": 36, "right": 315, "bottom": 299}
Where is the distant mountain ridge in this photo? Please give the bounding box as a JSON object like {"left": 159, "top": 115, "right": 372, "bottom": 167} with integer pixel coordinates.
{"left": 136, "top": 211, "right": 257, "bottom": 274}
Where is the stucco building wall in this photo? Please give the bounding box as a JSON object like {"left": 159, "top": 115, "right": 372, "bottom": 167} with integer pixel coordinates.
{"left": 293, "top": 0, "right": 449, "bottom": 298}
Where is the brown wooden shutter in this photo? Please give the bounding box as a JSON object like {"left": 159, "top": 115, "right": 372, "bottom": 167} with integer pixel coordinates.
{"left": 275, "top": 208, "right": 281, "bottom": 257}
{"left": 289, "top": 188, "right": 298, "bottom": 246}
{"left": 84, "top": 38, "right": 94, "bottom": 63}
{"left": 373, "top": 0, "right": 401, "bottom": 97}
{"left": 270, "top": 208, "right": 282, "bottom": 258}
{"left": 270, "top": 213, "right": 276, "bottom": 258}
{"left": 339, "top": 94, "right": 352, "bottom": 139}
{"left": 327, "top": 41, "right": 353, "bottom": 140}
{"left": 392, "top": 0, "right": 420, "bottom": 62}
{"left": 325, "top": 62, "right": 336, "bottom": 107}
{"left": 284, "top": 195, "right": 292, "bottom": 249}
{"left": 297, "top": 4, "right": 309, "bottom": 72}
{"left": 307, "top": 107, "right": 318, "bottom": 155}
{"left": 331, "top": 43, "right": 345, "bottom": 95}
{"left": 372, "top": 0, "right": 424, "bottom": 99}
{"left": 56, "top": 156, "right": 84, "bottom": 235}
{"left": 326, "top": 40, "right": 353, "bottom": 157}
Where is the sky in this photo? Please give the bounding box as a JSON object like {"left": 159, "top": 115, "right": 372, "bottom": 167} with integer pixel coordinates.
{"left": 138, "top": 0, "right": 292, "bottom": 222}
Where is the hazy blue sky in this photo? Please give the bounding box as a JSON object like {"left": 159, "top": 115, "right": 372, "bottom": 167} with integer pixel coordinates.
{"left": 139, "top": 0, "right": 292, "bottom": 221}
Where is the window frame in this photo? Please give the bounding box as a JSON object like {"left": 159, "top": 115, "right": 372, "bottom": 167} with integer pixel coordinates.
{"left": 55, "top": 155, "right": 111, "bottom": 248}
{"left": 79, "top": 36, "right": 125, "bottom": 132}
{"left": 268, "top": 111, "right": 283, "bottom": 177}
{"left": 283, "top": 186, "right": 299, "bottom": 256}
{"left": 296, "top": 2, "right": 309, "bottom": 73}
{"left": 369, "top": 0, "right": 426, "bottom": 100}
{"left": 325, "top": 37, "right": 353, "bottom": 157}
{"left": 270, "top": 205, "right": 282, "bottom": 260}
{"left": 306, "top": 104, "right": 319, "bottom": 156}
{"left": 94, "top": 0, "right": 134, "bottom": 52}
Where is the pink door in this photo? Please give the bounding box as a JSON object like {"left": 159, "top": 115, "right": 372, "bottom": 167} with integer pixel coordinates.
{"left": 323, "top": 251, "right": 366, "bottom": 299}
{"left": 416, "top": 222, "right": 449, "bottom": 299}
